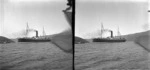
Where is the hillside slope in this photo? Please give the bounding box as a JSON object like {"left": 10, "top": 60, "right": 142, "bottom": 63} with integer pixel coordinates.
{"left": 51, "top": 29, "right": 72, "bottom": 53}
{"left": 121, "top": 30, "right": 150, "bottom": 51}
{"left": 75, "top": 36, "right": 89, "bottom": 44}
{"left": 122, "top": 30, "right": 150, "bottom": 41}
{"left": 0, "top": 36, "right": 14, "bottom": 44}
{"left": 135, "top": 35, "right": 150, "bottom": 52}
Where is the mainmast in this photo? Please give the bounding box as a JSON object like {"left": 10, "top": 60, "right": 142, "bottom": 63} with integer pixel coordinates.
{"left": 100, "top": 22, "right": 104, "bottom": 38}
{"left": 26, "top": 22, "right": 29, "bottom": 37}
{"left": 42, "top": 27, "right": 46, "bottom": 36}
{"left": 117, "top": 26, "right": 121, "bottom": 36}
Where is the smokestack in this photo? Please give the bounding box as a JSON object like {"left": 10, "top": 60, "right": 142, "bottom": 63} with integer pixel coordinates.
{"left": 35, "top": 30, "right": 38, "bottom": 37}
{"left": 110, "top": 31, "right": 113, "bottom": 38}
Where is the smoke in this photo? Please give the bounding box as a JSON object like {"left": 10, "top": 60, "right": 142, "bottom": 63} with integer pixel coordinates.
{"left": 83, "top": 30, "right": 101, "bottom": 39}
{"left": 10, "top": 29, "right": 27, "bottom": 38}
{"left": 27, "top": 29, "right": 37, "bottom": 32}
{"left": 9, "top": 28, "right": 38, "bottom": 38}
{"left": 83, "top": 29, "right": 113, "bottom": 39}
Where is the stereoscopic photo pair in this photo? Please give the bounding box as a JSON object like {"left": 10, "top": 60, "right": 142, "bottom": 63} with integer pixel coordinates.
{"left": 0, "top": 0, "right": 150, "bottom": 70}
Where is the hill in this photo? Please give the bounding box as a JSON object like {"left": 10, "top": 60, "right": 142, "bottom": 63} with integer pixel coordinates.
{"left": 121, "top": 30, "right": 150, "bottom": 41}
{"left": 121, "top": 30, "right": 150, "bottom": 51}
{"left": 51, "top": 29, "right": 72, "bottom": 53}
{"left": 75, "top": 36, "right": 89, "bottom": 44}
{"left": 0, "top": 36, "right": 14, "bottom": 44}
{"left": 135, "top": 35, "right": 150, "bottom": 52}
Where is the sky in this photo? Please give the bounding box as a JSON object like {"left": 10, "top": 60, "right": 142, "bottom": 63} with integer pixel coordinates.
{"left": 75, "top": 0, "right": 149, "bottom": 39}
{"left": 0, "top": 0, "right": 70, "bottom": 38}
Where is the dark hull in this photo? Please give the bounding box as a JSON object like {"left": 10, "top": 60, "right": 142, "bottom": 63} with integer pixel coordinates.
{"left": 18, "top": 38, "right": 50, "bottom": 42}
{"left": 93, "top": 38, "right": 126, "bottom": 42}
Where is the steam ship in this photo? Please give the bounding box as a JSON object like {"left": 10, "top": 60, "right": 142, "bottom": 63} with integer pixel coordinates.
{"left": 93, "top": 37, "right": 126, "bottom": 42}
{"left": 18, "top": 37, "right": 50, "bottom": 42}
{"left": 93, "top": 23, "right": 126, "bottom": 42}
{"left": 18, "top": 24, "right": 50, "bottom": 42}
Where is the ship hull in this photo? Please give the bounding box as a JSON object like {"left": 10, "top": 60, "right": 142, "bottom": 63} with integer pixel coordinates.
{"left": 93, "top": 38, "right": 126, "bottom": 42}
{"left": 18, "top": 38, "right": 50, "bottom": 42}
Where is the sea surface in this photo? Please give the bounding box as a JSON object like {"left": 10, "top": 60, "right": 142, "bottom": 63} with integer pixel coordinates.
{"left": 0, "top": 42, "right": 72, "bottom": 70}
{"left": 75, "top": 41, "right": 149, "bottom": 70}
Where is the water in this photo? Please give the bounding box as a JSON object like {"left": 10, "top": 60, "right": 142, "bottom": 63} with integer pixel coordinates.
{"left": 0, "top": 42, "right": 72, "bottom": 70}
{"left": 75, "top": 41, "right": 149, "bottom": 70}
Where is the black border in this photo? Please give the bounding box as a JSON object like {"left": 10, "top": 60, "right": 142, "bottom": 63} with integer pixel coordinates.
{"left": 72, "top": 0, "right": 75, "bottom": 70}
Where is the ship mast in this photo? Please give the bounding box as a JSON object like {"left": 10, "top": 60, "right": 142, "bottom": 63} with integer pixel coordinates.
{"left": 42, "top": 27, "right": 46, "bottom": 36}
{"left": 26, "top": 22, "right": 29, "bottom": 37}
{"left": 117, "top": 26, "right": 121, "bottom": 36}
{"left": 100, "top": 22, "right": 104, "bottom": 38}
